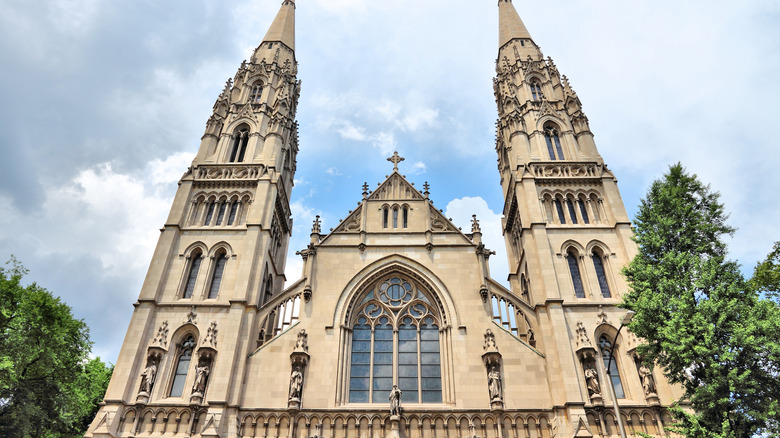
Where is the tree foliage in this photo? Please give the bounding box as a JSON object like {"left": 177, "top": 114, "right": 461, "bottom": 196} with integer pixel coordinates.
{"left": 622, "top": 164, "right": 780, "bottom": 438}
{"left": 0, "top": 257, "right": 113, "bottom": 437}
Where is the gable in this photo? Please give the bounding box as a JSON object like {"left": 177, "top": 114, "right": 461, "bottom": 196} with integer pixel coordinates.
{"left": 368, "top": 173, "right": 425, "bottom": 201}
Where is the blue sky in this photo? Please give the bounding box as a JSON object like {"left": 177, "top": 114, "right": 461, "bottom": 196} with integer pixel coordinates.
{"left": 1, "top": 0, "right": 779, "bottom": 363}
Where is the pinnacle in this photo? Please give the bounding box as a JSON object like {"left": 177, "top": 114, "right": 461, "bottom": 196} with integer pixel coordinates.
{"left": 262, "top": 0, "right": 296, "bottom": 51}
{"left": 498, "top": 0, "right": 533, "bottom": 48}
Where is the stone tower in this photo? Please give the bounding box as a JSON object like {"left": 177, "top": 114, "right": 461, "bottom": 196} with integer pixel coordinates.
{"left": 86, "top": 1, "right": 681, "bottom": 437}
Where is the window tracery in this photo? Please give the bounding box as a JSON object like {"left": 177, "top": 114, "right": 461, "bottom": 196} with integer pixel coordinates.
{"left": 348, "top": 275, "right": 442, "bottom": 404}
{"left": 598, "top": 335, "right": 625, "bottom": 398}
{"left": 530, "top": 79, "right": 543, "bottom": 101}
{"left": 169, "top": 335, "right": 196, "bottom": 397}
{"left": 249, "top": 83, "right": 264, "bottom": 104}
{"left": 543, "top": 124, "right": 565, "bottom": 160}
{"left": 229, "top": 125, "right": 250, "bottom": 163}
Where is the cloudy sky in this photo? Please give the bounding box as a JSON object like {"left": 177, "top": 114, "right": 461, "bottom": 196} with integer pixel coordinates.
{"left": 1, "top": 0, "right": 778, "bottom": 363}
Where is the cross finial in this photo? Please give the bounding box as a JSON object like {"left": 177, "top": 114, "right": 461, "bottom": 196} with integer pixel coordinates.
{"left": 362, "top": 182, "right": 369, "bottom": 198}
{"left": 311, "top": 215, "right": 321, "bottom": 234}
{"left": 387, "top": 151, "right": 404, "bottom": 172}
{"left": 423, "top": 181, "right": 430, "bottom": 198}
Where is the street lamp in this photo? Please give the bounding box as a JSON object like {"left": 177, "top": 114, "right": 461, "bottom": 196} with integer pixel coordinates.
{"left": 606, "top": 310, "right": 635, "bottom": 438}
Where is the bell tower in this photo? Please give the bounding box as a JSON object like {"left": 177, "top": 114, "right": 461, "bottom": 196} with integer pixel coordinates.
{"left": 87, "top": 1, "right": 300, "bottom": 435}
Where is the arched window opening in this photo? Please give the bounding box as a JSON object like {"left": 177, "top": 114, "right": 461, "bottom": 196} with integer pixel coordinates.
{"left": 554, "top": 198, "right": 566, "bottom": 224}
{"left": 566, "top": 199, "right": 578, "bottom": 224}
{"left": 599, "top": 335, "right": 625, "bottom": 398}
{"left": 392, "top": 207, "right": 399, "bottom": 228}
{"left": 348, "top": 275, "right": 442, "bottom": 404}
{"left": 262, "top": 272, "right": 273, "bottom": 306}
{"left": 227, "top": 201, "right": 239, "bottom": 225}
{"left": 182, "top": 252, "right": 202, "bottom": 299}
{"left": 544, "top": 125, "right": 565, "bottom": 160}
{"left": 250, "top": 83, "right": 263, "bottom": 104}
{"left": 567, "top": 251, "right": 586, "bottom": 298}
{"left": 229, "top": 127, "right": 249, "bottom": 163}
{"left": 592, "top": 252, "right": 612, "bottom": 298}
{"left": 403, "top": 207, "right": 409, "bottom": 228}
{"left": 382, "top": 207, "right": 389, "bottom": 228}
{"left": 521, "top": 275, "right": 531, "bottom": 302}
{"left": 530, "top": 79, "right": 543, "bottom": 101}
{"left": 204, "top": 202, "right": 216, "bottom": 226}
{"left": 491, "top": 295, "right": 519, "bottom": 336}
{"left": 274, "top": 295, "right": 301, "bottom": 335}
{"left": 208, "top": 253, "right": 227, "bottom": 299}
{"left": 578, "top": 199, "right": 590, "bottom": 224}
{"left": 215, "top": 202, "right": 228, "bottom": 226}
{"left": 169, "top": 335, "right": 196, "bottom": 397}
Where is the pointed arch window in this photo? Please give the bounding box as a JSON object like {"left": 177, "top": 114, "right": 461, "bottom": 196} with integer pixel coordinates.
{"left": 250, "top": 83, "right": 264, "bottom": 104}
{"left": 578, "top": 199, "right": 590, "bottom": 224}
{"left": 554, "top": 198, "right": 566, "bottom": 224}
{"left": 403, "top": 207, "right": 409, "bottom": 228}
{"left": 169, "top": 335, "right": 196, "bottom": 397}
{"left": 592, "top": 252, "right": 611, "bottom": 298}
{"left": 227, "top": 201, "right": 239, "bottom": 225}
{"left": 393, "top": 207, "right": 399, "bottom": 228}
{"left": 348, "top": 275, "right": 442, "bottom": 404}
{"left": 530, "top": 79, "right": 543, "bottom": 101}
{"left": 229, "top": 126, "right": 250, "bottom": 163}
{"left": 204, "top": 202, "right": 216, "bottom": 226}
{"left": 382, "top": 207, "right": 389, "bottom": 228}
{"left": 215, "top": 202, "right": 228, "bottom": 226}
{"left": 207, "top": 253, "right": 227, "bottom": 299}
{"left": 566, "top": 199, "right": 578, "bottom": 224}
{"left": 182, "top": 252, "right": 202, "bottom": 299}
{"left": 599, "top": 335, "right": 625, "bottom": 398}
{"left": 544, "top": 125, "right": 565, "bottom": 160}
{"left": 567, "top": 250, "right": 586, "bottom": 298}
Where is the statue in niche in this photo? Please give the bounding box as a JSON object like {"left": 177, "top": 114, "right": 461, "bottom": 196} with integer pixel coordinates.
{"left": 139, "top": 361, "right": 157, "bottom": 394}
{"left": 484, "top": 329, "right": 497, "bottom": 351}
{"left": 192, "top": 362, "right": 210, "bottom": 395}
{"left": 639, "top": 365, "right": 657, "bottom": 395}
{"left": 488, "top": 366, "right": 502, "bottom": 401}
{"left": 584, "top": 364, "right": 601, "bottom": 397}
{"left": 289, "top": 365, "right": 304, "bottom": 400}
{"left": 389, "top": 385, "right": 402, "bottom": 416}
{"left": 295, "top": 329, "right": 308, "bottom": 352}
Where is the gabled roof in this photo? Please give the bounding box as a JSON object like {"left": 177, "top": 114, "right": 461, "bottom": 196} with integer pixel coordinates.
{"left": 368, "top": 172, "right": 425, "bottom": 202}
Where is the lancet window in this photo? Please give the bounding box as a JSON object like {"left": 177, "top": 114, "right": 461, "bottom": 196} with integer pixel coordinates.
{"left": 599, "top": 335, "right": 625, "bottom": 398}
{"left": 348, "top": 275, "right": 442, "bottom": 404}
{"left": 578, "top": 198, "right": 590, "bottom": 224}
{"left": 592, "top": 251, "right": 612, "bottom": 298}
{"left": 182, "top": 251, "right": 202, "bottom": 299}
{"left": 530, "top": 79, "right": 543, "bottom": 101}
{"left": 382, "top": 207, "right": 389, "bottom": 228}
{"left": 249, "top": 83, "right": 264, "bottom": 104}
{"left": 169, "top": 335, "right": 196, "bottom": 397}
{"left": 229, "top": 125, "right": 250, "bottom": 163}
{"left": 567, "top": 250, "right": 586, "bottom": 298}
{"left": 544, "top": 124, "right": 565, "bottom": 160}
{"left": 207, "top": 252, "right": 227, "bottom": 299}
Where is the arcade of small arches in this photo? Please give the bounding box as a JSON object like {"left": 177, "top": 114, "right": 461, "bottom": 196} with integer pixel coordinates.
{"left": 187, "top": 191, "right": 252, "bottom": 228}
{"left": 540, "top": 190, "right": 605, "bottom": 226}
{"left": 381, "top": 204, "right": 411, "bottom": 229}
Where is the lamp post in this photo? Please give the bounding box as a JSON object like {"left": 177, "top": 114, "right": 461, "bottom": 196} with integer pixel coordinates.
{"left": 606, "top": 310, "right": 635, "bottom": 438}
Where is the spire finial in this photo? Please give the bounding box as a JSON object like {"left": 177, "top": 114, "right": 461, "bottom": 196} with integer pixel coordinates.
{"left": 423, "top": 182, "right": 430, "bottom": 198}
{"left": 362, "top": 182, "right": 369, "bottom": 198}
{"left": 311, "top": 215, "right": 321, "bottom": 234}
{"left": 387, "top": 151, "right": 405, "bottom": 172}
{"left": 471, "top": 214, "right": 482, "bottom": 234}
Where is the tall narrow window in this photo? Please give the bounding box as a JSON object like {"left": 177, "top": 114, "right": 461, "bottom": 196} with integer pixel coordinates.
{"left": 229, "top": 127, "right": 249, "bottom": 163}
{"left": 566, "top": 199, "right": 578, "bottom": 224}
{"left": 262, "top": 272, "right": 273, "bottom": 305}
{"left": 593, "top": 252, "right": 612, "bottom": 298}
{"left": 348, "top": 275, "right": 442, "bottom": 404}
{"left": 182, "top": 253, "right": 202, "bottom": 299}
{"left": 274, "top": 295, "right": 301, "bottom": 335}
{"left": 554, "top": 199, "right": 566, "bottom": 224}
{"left": 567, "top": 251, "right": 586, "bottom": 298}
{"left": 599, "top": 335, "right": 625, "bottom": 398}
{"left": 544, "top": 126, "right": 565, "bottom": 160}
{"left": 403, "top": 207, "right": 408, "bottom": 228}
{"left": 250, "top": 84, "right": 263, "bottom": 104}
{"left": 491, "top": 296, "right": 519, "bottom": 336}
{"left": 215, "top": 202, "right": 227, "bottom": 226}
{"left": 169, "top": 335, "right": 196, "bottom": 397}
{"left": 578, "top": 199, "right": 590, "bottom": 224}
{"left": 204, "top": 202, "right": 216, "bottom": 226}
{"left": 227, "top": 201, "right": 239, "bottom": 225}
{"left": 208, "top": 253, "right": 227, "bottom": 299}
{"left": 530, "top": 79, "right": 543, "bottom": 101}
{"left": 382, "top": 207, "right": 389, "bottom": 228}
{"left": 392, "top": 208, "right": 399, "bottom": 228}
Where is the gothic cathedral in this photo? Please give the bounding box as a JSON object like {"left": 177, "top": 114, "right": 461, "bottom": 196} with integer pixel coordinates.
{"left": 87, "top": 1, "right": 683, "bottom": 437}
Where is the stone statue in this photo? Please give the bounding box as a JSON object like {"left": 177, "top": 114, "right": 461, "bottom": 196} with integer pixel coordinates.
{"left": 639, "top": 365, "right": 657, "bottom": 395}
{"left": 484, "top": 329, "right": 497, "bottom": 351}
{"left": 192, "top": 363, "right": 210, "bottom": 394}
{"left": 295, "top": 329, "right": 308, "bottom": 352}
{"left": 488, "top": 366, "right": 502, "bottom": 401}
{"left": 389, "top": 384, "right": 402, "bottom": 416}
{"left": 584, "top": 365, "right": 601, "bottom": 397}
{"left": 289, "top": 366, "right": 304, "bottom": 400}
{"left": 139, "top": 362, "right": 157, "bottom": 394}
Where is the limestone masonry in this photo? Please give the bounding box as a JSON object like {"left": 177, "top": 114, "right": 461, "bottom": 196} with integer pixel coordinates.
{"left": 86, "top": 1, "right": 683, "bottom": 437}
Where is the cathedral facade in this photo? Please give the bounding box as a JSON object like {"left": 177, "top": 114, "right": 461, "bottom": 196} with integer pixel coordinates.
{"left": 86, "top": 1, "right": 683, "bottom": 437}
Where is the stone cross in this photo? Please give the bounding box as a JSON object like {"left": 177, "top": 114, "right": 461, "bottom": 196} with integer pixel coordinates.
{"left": 387, "top": 151, "right": 405, "bottom": 171}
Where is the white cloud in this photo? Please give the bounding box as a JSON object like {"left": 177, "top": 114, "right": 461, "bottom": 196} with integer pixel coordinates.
{"left": 326, "top": 167, "right": 342, "bottom": 176}
{"left": 409, "top": 161, "right": 427, "bottom": 174}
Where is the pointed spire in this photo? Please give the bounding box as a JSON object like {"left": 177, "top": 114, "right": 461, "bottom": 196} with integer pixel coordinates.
{"left": 498, "top": 0, "right": 533, "bottom": 48}
{"left": 263, "top": 0, "right": 296, "bottom": 51}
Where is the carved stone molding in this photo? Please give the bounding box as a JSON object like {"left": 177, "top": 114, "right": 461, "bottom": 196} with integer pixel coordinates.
{"left": 195, "top": 164, "right": 266, "bottom": 181}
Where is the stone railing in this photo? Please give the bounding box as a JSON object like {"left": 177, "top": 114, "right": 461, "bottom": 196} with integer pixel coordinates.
{"left": 529, "top": 162, "right": 602, "bottom": 180}
{"left": 195, "top": 164, "right": 266, "bottom": 181}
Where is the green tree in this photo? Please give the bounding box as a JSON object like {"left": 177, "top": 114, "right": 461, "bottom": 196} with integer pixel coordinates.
{"left": 751, "top": 241, "right": 780, "bottom": 301}
{"left": 0, "top": 257, "right": 113, "bottom": 437}
{"left": 622, "top": 164, "right": 780, "bottom": 438}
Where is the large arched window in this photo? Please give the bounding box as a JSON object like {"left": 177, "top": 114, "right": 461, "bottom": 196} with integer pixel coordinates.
{"left": 349, "top": 275, "right": 442, "bottom": 404}
{"left": 207, "top": 252, "right": 227, "bottom": 299}
{"left": 182, "top": 251, "right": 202, "bottom": 299}
{"left": 249, "top": 83, "right": 263, "bottom": 104}
{"left": 567, "top": 250, "right": 586, "bottom": 298}
{"left": 544, "top": 124, "right": 565, "bottom": 160}
{"left": 169, "top": 335, "right": 196, "bottom": 397}
{"left": 529, "top": 79, "right": 543, "bottom": 101}
{"left": 599, "top": 335, "right": 625, "bottom": 398}
{"left": 592, "top": 251, "right": 612, "bottom": 298}
{"left": 229, "top": 126, "right": 250, "bottom": 163}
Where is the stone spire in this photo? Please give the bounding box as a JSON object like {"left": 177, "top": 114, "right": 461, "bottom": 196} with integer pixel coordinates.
{"left": 498, "top": 0, "right": 533, "bottom": 48}
{"left": 263, "top": 0, "right": 296, "bottom": 51}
